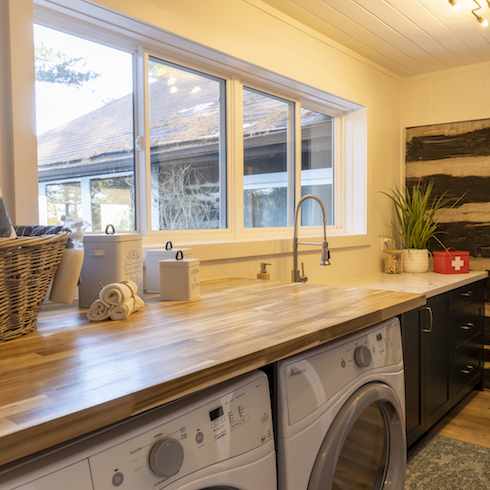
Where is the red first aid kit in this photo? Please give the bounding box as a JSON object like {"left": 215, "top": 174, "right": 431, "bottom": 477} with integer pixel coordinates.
{"left": 433, "top": 248, "right": 469, "bottom": 274}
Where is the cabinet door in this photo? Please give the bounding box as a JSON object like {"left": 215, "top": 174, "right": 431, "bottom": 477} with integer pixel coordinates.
{"left": 401, "top": 308, "right": 424, "bottom": 447}
{"left": 422, "top": 294, "right": 451, "bottom": 430}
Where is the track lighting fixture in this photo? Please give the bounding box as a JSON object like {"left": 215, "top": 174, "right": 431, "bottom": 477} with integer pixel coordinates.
{"left": 448, "top": 0, "right": 461, "bottom": 10}
{"left": 472, "top": 0, "right": 488, "bottom": 26}
{"left": 450, "top": 0, "right": 490, "bottom": 26}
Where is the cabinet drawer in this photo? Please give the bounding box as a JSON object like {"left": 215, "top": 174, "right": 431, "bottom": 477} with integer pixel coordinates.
{"left": 452, "top": 345, "right": 482, "bottom": 405}
{"left": 451, "top": 281, "right": 484, "bottom": 312}
{"left": 452, "top": 304, "right": 482, "bottom": 351}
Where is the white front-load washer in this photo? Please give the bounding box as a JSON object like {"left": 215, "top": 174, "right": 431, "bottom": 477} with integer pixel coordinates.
{"left": 0, "top": 370, "right": 276, "bottom": 490}
{"left": 275, "top": 317, "right": 406, "bottom": 490}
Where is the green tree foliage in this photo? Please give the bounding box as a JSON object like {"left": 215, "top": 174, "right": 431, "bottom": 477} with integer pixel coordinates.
{"left": 35, "top": 42, "right": 100, "bottom": 87}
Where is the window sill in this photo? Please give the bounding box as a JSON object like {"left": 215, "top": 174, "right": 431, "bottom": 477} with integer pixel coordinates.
{"left": 143, "top": 233, "right": 370, "bottom": 262}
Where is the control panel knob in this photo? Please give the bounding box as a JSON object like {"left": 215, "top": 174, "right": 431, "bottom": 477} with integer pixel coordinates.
{"left": 148, "top": 438, "right": 184, "bottom": 478}
{"left": 354, "top": 345, "right": 372, "bottom": 368}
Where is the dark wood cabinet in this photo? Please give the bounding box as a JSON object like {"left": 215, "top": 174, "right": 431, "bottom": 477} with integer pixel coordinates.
{"left": 450, "top": 282, "right": 485, "bottom": 406}
{"left": 401, "top": 279, "right": 485, "bottom": 449}
{"left": 402, "top": 307, "right": 424, "bottom": 446}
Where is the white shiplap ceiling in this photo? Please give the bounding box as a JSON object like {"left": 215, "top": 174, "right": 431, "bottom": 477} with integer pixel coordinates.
{"left": 260, "top": 0, "right": 490, "bottom": 77}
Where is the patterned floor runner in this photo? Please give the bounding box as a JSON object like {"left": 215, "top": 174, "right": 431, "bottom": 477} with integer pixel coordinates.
{"left": 405, "top": 434, "right": 490, "bottom": 489}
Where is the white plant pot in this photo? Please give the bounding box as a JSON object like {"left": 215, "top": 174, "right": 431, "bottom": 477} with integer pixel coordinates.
{"left": 402, "top": 249, "right": 430, "bottom": 273}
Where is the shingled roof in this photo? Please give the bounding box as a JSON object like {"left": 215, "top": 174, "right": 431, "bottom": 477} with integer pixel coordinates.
{"left": 37, "top": 70, "right": 297, "bottom": 180}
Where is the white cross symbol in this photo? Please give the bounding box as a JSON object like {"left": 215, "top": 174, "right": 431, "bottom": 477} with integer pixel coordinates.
{"left": 451, "top": 256, "right": 465, "bottom": 271}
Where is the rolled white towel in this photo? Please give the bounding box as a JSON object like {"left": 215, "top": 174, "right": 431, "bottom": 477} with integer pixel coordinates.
{"left": 109, "top": 295, "right": 145, "bottom": 321}
{"left": 99, "top": 281, "right": 138, "bottom": 307}
{"left": 86, "top": 299, "right": 111, "bottom": 321}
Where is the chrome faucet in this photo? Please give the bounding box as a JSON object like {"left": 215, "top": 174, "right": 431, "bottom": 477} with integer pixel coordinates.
{"left": 292, "top": 194, "right": 331, "bottom": 283}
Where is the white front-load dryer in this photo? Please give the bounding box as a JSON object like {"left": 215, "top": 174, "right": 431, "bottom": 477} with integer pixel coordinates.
{"left": 0, "top": 370, "right": 276, "bottom": 490}
{"left": 275, "top": 317, "right": 406, "bottom": 490}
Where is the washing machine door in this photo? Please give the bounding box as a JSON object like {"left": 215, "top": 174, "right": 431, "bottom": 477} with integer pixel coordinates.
{"left": 308, "top": 382, "right": 406, "bottom": 490}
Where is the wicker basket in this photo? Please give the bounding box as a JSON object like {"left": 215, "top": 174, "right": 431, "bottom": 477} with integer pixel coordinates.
{"left": 0, "top": 231, "right": 70, "bottom": 342}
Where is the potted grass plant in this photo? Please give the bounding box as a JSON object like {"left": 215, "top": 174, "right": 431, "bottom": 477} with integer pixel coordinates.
{"left": 382, "top": 180, "right": 457, "bottom": 273}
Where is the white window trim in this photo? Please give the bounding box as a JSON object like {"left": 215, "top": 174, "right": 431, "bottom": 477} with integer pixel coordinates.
{"left": 29, "top": 0, "right": 367, "bottom": 257}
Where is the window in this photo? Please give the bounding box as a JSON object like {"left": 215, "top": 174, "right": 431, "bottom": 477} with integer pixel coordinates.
{"left": 35, "top": 25, "right": 135, "bottom": 232}
{"left": 148, "top": 58, "right": 227, "bottom": 231}
{"left": 300, "top": 109, "right": 334, "bottom": 226}
{"left": 243, "top": 88, "right": 294, "bottom": 228}
{"left": 32, "top": 6, "right": 366, "bottom": 242}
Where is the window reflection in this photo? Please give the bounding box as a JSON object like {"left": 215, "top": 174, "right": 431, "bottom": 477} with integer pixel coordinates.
{"left": 243, "top": 88, "right": 292, "bottom": 228}
{"left": 301, "top": 109, "right": 334, "bottom": 226}
{"left": 333, "top": 402, "right": 388, "bottom": 489}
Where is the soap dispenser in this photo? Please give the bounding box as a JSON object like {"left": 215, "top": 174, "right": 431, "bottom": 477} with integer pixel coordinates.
{"left": 257, "top": 262, "right": 271, "bottom": 280}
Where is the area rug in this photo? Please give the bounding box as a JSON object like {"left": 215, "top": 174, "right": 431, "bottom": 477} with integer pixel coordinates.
{"left": 405, "top": 434, "right": 490, "bottom": 489}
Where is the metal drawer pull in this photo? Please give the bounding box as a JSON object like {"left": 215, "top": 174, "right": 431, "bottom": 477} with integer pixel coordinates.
{"left": 461, "top": 365, "right": 474, "bottom": 375}
{"left": 422, "top": 306, "right": 433, "bottom": 333}
{"left": 460, "top": 323, "right": 474, "bottom": 330}
{"left": 461, "top": 291, "right": 473, "bottom": 297}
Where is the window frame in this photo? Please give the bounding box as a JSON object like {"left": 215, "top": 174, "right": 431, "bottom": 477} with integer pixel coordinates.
{"left": 32, "top": 0, "right": 367, "bottom": 247}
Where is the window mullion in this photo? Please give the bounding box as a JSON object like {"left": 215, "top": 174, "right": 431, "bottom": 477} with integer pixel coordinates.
{"left": 219, "top": 80, "right": 228, "bottom": 229}
{"left": 230, "top": 78, "right": 244, "bottom": 237}
{"left": 292, "top": 102, "right": 302, "bottom": 227}
{"left": 136, "top": 47, "right": 150, "bottom": 235}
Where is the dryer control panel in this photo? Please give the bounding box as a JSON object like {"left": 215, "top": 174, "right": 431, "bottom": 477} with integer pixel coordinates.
{"left": 282, "top": 317, "right": 403, "bottom": 426}
{"left": 0, "top": 372, "right": 274, "bottom": 490}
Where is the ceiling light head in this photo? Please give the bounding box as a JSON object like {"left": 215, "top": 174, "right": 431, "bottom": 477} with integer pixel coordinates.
{"left": 475, "top": 13, "right": 488, "bottom": 25}
{"left": 449, "top": 0, "right": 461, "bottom": 10}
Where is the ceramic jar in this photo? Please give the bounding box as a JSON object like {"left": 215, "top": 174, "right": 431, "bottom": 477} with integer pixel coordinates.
{"left": 402, "top": 248, "right": 429, "bottom": 273}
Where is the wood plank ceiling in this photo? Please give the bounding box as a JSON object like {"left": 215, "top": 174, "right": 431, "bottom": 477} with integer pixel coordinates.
{"left": 260, "top": 0, "right": 490, "bottom": 77}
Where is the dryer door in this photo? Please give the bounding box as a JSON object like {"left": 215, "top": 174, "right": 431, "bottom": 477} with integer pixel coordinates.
{"left": 308, "top": 382, "right": 406, "bottom": 490}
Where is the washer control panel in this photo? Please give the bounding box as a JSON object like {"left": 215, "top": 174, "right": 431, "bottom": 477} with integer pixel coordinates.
{"left": 88, "top": 375, "right": 273, "bottom": 489}
{"left": 283, "top": 317, "right": 403, "bottom": 425}
{"left": 0, "top": 372, "right": 273, "bottom": 490}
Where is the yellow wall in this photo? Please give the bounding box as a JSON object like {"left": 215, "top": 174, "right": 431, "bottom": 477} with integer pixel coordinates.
{"left": 1, "top": 0, "right": 38, "bottom": 224}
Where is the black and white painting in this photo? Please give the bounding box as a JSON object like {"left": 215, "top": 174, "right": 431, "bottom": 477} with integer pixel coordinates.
{"left": 406, "top": 119, "right": 490, "bottom": 260}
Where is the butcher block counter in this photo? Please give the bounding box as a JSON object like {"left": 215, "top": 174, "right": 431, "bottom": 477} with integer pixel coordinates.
{"left": 0, "top": 278, "right": 425, "bottom": 467}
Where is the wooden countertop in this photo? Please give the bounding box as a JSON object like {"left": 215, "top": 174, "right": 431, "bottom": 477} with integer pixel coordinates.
{"left": 0, "top": 278, "right": 425, "bottom": 467}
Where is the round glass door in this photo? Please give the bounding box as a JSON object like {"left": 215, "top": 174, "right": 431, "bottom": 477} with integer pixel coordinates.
{"left": 308, "top": 382, "right": 406, "bottom": 490}
{"left": 332, "top": 402, "right": 388, "bottom": 489}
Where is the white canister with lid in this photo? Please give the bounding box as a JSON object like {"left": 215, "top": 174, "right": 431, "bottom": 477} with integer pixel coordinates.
{"left": 145, "top": 242, "right": 191, "bottom": 293}
{"left": 159, "top": 254, "right": 200, "bottom": 301}
{"left": 79, "top": 228, "right": 143, "bottom": 307}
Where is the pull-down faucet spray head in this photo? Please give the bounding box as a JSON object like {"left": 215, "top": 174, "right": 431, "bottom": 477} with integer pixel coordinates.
{"left": 292, "top": 194, "right": 331, "bottom": 283}
{"left": 320, "top": 241, "right": 331, "bottom": 266}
